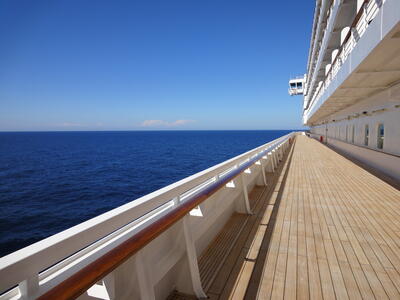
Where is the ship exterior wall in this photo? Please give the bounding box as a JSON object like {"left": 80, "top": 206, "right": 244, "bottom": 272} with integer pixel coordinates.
{"left": 309, "top": 82, "right": 400, "bottom": 181}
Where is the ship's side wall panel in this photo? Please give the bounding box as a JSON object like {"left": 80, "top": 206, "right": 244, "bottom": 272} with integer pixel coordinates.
{"left": 326, "top": 138, "right": 400, "bottom": 181}
{"left": 309, "top": 83, "right": 400, "bottom": 181}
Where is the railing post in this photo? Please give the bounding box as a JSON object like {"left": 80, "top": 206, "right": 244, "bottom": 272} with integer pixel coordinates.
{"left": 134, "top": 252, "right": 156, "bottom": 300}
{"left": 173, "top": 195, "right": 181, "bottom": 206}
{"left": 103, "top": 273, "right": 115, "bottom": 300}
{"left": 272, "top": 149, "right": 278, "bottom": 168}
{"left": 19, "top": 275, "right": 39, "bottom": 299}
{"left": 239, "top": 173, "right": 252, "bottom": 214}
{"left": 182, "top": 216, "right": 207, "bottom": 299}
{"left": 351, "top": 27, "right": 358, "bottom": 46}
{"left": 259, "top": 160, "right": 267, "bottom": 186}
{"left": 267, "top": 152, "right": 275, "bottom": 172}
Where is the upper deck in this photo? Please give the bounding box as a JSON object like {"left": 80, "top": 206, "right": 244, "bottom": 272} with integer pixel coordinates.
{"left": 301, "top": 0, "right": 400, "bottom": 125}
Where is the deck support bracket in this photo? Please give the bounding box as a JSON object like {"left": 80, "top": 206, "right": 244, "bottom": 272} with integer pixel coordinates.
{"left": 103, "top": 272, "right": 115, "bottom": 300}
{"left": 182, "top": 216, "right": 207, "bottom": 299}
{"left": 239, "top": 173, "right": 252, "bottom": 214}
{"left": 259, "top": 160, "right": 267, "bottom": 186}
{"left": 134, "top": 251, "right": 156, "bottom": 300}
{"left": 270, "top": 151, "right": 277, "bottom": 171}
{"left": 274, "top": 149, "right": 279, "bottom": 166}
{"left": 19, "top": 275, "right": 39, "bottom": 299}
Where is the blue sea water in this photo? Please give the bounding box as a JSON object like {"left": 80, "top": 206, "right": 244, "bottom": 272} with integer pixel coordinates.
{"left": 0, "top": 130, "right": 291, "bottom": 257}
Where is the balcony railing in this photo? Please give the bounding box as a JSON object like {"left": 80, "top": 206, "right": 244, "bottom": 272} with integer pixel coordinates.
{"left": 307, "top": 0, "right": 333, "bottom": 90}
{"left": 305, "top": 0, "right": 382, "bottom": 118}
{"left": 0, "top": 132, "right": 295, "bottom": 300}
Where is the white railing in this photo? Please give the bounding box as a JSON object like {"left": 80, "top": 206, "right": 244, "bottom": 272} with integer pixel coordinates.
{"left": 307, "top": 0, "right": 332, "bottom": 89}
{"left": 305, "top": 0, "right": 383, "bottom": 119}
{"left": 305, "top": 0, "right": 341, "bottom": 110}
{"left": 0, "top": 132, "right": 295, "bottom": 300}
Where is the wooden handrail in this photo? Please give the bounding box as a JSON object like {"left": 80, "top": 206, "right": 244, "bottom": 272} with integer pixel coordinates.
{"left": 304, "top": 0, "right": 370, "bottom": 112}
{"left": 37, "top": 138, "right": 290, "bottom": 299}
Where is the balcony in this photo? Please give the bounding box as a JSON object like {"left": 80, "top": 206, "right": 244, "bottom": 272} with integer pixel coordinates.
{"left": 304, "top": 0, "right": 400, "bottom": 125}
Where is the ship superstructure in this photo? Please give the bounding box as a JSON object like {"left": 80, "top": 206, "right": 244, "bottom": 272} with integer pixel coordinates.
{"left": 290, "top": 0, "right": 400, "bottom": 181}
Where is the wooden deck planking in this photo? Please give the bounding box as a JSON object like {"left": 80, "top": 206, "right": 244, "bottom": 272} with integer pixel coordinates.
{"left": 253, "top": 135, "right": 400, "bottom": 299}
{"left": 170, "top": 135, "right": 400, "bottom": 299}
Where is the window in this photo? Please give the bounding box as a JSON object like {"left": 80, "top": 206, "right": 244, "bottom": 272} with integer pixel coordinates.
{"left": 364, "top": 124, "right": 369, "bottom": 146}
{"left": 377, "top": 123, "right": 384, "bottom": 149}
{"left": 290, "top": 83, "right": 296, "bottom": 88}
{"left": 351, "top": 125, "right": 355, "bottom": 143}
{"left": 345, "top": 125, "right": 348, "bottom": 142}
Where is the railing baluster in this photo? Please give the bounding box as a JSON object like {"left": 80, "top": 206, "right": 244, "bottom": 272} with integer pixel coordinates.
{"left": 259, "top": 160, "right": 267, "bottom": 186}
{"left": 239, "top": 173, "right": 252, "bottom": 215}
{"left": 103, "top": 272, "right": 115, "bottom": 300}
{"left": 267, "top": 152, "right": 275, "bottom": 172}
{"left": 173, "top": 195, "right": 181, "bottom": 206}
{"left": 182, "top": 216, "right": 207, "bottom": 299}
{"left": 19, "top": 275, "right": 39, "bottom": 299}
{"left": 134, "top": 252, "right": 155, "bottom": 300}
{"left": 272, "top": 149, "right": 278, "bottom": 169}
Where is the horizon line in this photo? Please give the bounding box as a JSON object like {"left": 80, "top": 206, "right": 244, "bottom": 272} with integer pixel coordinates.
{"left": 0, "top": 128, "right": 305, "bottom": 133}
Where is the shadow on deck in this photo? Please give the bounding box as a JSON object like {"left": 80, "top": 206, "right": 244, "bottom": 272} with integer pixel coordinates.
{"left": 170, "top": 135, "right": 400, "bottom": 300}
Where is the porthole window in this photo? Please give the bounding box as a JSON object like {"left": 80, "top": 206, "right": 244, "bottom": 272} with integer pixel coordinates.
{"left": 364, "top": 125, "right": 369, "bottom": 146}
{"left": 377, "top": 123, "right": 384, "bottom": 149}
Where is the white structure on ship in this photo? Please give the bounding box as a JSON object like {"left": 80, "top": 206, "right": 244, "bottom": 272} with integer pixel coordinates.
{"left": 289, "top": 0, "right": 400, "bottom": 181}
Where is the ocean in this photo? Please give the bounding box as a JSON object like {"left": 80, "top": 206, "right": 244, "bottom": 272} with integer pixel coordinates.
{"left": 0, "top": 130, "right": 291, "bottom": 257}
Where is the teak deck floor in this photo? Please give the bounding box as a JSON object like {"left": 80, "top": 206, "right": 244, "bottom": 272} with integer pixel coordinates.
{"left": 204, "top": 135, "right": 400, "bottom": 300}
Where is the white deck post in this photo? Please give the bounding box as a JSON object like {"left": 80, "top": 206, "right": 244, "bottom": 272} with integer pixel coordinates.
{"left": 259, "top": 160, "right": 267, "bottom": 186}
{"left": 103, "top": 272, "right": 115, "bottom": 300}
{"left": 173, "top": 195, "right": 181, "bottom": 206}
{"left": 134, "top": 252, "right": 156, "bottom": 300}
{"left": 19, "top": 275, "right": 39, "bottom": 299}
{"left": 268, "top": 152, "right": 275, "bottom": 172}
{"left": 272, "top": 150, "right": 278, "bottom": 168}
{"left": 182, "top": 216, "right": 207, "bottom": 299}
{"left": 240, "top": 173, "right": 252, "bottom": 214}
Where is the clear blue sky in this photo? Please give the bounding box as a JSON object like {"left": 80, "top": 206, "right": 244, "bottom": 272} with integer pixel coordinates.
{"left": 0, "top": 0, "right": 313, "bottom": 131}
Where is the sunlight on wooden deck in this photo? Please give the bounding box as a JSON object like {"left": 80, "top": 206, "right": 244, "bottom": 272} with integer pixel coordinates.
{"left": 207, "top": 135, "right": 400, "bottom": 300}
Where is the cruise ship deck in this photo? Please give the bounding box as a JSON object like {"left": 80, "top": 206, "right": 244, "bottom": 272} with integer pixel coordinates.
{"left": 197, "top": 135, "right": 400, "bottom": 299}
